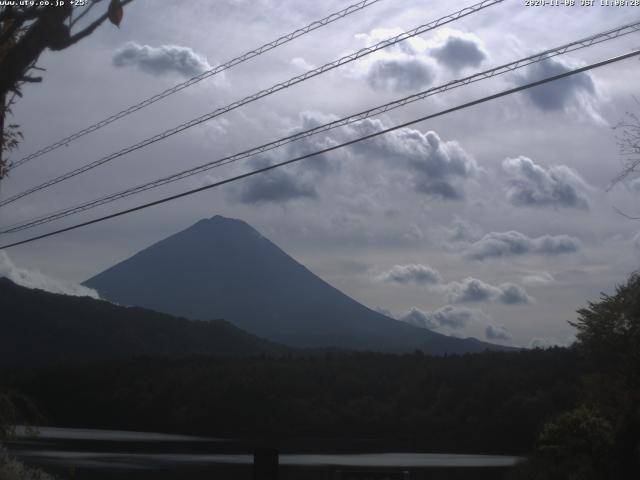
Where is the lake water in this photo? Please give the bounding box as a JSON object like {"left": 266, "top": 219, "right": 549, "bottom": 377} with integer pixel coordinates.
{"left": 7, "top": 426, "right": 523, "bottom": 479}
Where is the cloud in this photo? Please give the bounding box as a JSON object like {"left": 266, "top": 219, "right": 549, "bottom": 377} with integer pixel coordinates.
{"left": 377, "top": 264, "right": 442, "bottom": 286}
{"left": 366, "top": 58, "right": 435, "bottom": 92}
{"left": 0, "top": 251, "right": 99, "bottom": 299}
{"left": 112, "top": 42, "right": 212, "bottom": 77}
{"left": 374, "top": 307, "right": 395, "bottom": 318}
{"left": 486, "top": 324, "right": 512, "bottom": 341}
{"left": 353, "top": 122, "right": 480, "bottom": 200}
{"left": 522, "top": 271, "right": 556, "bottom": 286}
{"left": 502, "top": 156, "right": 590, "bottom": 209}
{"left": 444, "top": 277, "right": 533, "bottom": 305}
{"left": 232, "top": 114, "right": 479, "bottom": 205}
{"left": 233, "top": 158, "right": 318, "bottom": 204}
{"left": 514, "top": 56, "right": 595, "bottom": 112}
{"left": 634, "top": 232, "right": 640, "bottom": 256}
{"left": 430, "top": 31, "right": 487, "bottom": 71}
{"left": 528, "top": 336, "right": 576, "bottom": 349}
{"left": 354, "top": 28, "right": 435, "bottom": 93}
{"left": 444, "top": 217, "right": 483, "bottom": 244}
{"left": 400, "top": 305, "right": 488, "bottom": 330}
{"left": 291, "top": 57, "right": 315, "bottom": 71}
{"left": 463, "top": 231, "right": 580, "bottom": 261}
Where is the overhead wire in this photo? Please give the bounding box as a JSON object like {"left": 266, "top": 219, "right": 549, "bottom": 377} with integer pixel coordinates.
{"left": 2, "top": 19, "right": 639, "bottom": 235}
{"left": 0, "top": 0, "right": 504, "bottom": 209}
{"left": 6, "top": 0, "right": 386, "bottom": 172}
{"left": 1, "top": 48, "right": 638, "bottom": 250}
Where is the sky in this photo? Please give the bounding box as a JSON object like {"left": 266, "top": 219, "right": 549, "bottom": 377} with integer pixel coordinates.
{"left": 2, "top": 0, "right": 640, "bottom": 348}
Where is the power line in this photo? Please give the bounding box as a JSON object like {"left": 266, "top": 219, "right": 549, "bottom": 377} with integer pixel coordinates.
{"left": 0, "top": 0, "right": 504, "bottom": 209}
{"left": 3, "top": 19, "right": 639, "bottom": 235}
{"left": 6, "top": 0, "right": 385, "bottom": 172}
{"left": 2, "top": 48, "right": 638, "bottom": 251}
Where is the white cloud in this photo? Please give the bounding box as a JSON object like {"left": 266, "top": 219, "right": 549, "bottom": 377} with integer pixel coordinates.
{"left": 502, "top": 156, "right": 590, "bottom": 209}
{"left": 486, "top": 324, "right": 512, "bottom": 341}
{"left": 353, "top": 27, "right": 436, "bottom": 93}
{"left": 522, "top": 271, "right": 556, "bottom": 286}
{"left": 291, "top": 57, "right": 315, "bottom": 71}
{"left": 463, "top": 231, "right": 581, "bottom": 261}
{"left": 444, "top": 277, "right": 533, "bottom": 305}
{"left": 528, "top": 336, "right": 576, "bottom": 349}
{"left": 377, "top": 264, "right": 442, "bottom": 286}
{"left": 400, "top": 305, "right": 489, "bottom": 331}
{"left": 0, "top": 251, "right": 99, "bottom": 299}
{"left": 374, "top": 306, "right": 395, "bottom": 318}
{"left": 112, "top": 42, "right": 212, "bottom": 77}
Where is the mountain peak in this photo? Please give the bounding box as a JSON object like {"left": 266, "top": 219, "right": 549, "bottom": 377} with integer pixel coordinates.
{"left": 84, "top": 217, "right": 514, "bottom": 354}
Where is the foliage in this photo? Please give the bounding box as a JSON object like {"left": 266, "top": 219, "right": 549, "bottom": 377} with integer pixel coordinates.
{"left": 570, "top": 273, "right": 640, "bottom": 389}
{"left": 0, "top": 280, "right": 286, "bottom": 369}
{"left": 0, "top": 448, "right": 55, "bottom": 480}
{"left": 514, "top": 273, "right": 640, "bottom": 478}
{"left": 571, "top": 273, "right": 640, "bottom": 476}
{"left": 0, "top": 0, "right": 132, "bottom": 177}
{"left": 1, "top": 348, "right": 582, "bottom": 455}
{"left": 0, "top": 392, "right": 16, "bottom": 440}
{"left": 613, "top": 100, "right": 640, "bottom": 188}
{"left": 1, "top": 393, "right": 51, "bottom": 480}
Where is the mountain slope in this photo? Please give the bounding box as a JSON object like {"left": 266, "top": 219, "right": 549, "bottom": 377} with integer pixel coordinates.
{"left": 84, "top": 215, "right": 513, "bottom": 354}
{"left": 0, "top": 278, "right": 284, "bottom": 368}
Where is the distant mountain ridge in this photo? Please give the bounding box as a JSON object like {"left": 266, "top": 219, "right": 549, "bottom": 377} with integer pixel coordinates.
{"left": 84, "top": 215, "right": 514, "bottom": 354}
{"left": 0, "top": 277, "right": 285, "bottom": 368}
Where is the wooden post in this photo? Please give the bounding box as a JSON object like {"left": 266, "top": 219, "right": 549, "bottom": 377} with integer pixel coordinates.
{"left": 253, "top": 446, "right": 279, "bottom": 480}
{"left": 0, "top": 91, "right": 5, "bottom": 180}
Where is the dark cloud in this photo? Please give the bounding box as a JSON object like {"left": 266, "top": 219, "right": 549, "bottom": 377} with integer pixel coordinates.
{"left": 400, "top": 305, "right": 487, "bottom": 330}
{"left": 485, "top": 325, "right": 512, "bottom": 341}
{"left": 445, "top": 217, "right": 483, "bottom": 243}
{"left": 463, "top": 231, "right": 580, "bottom": 261}
{"left": 515, "top": 57, "right": 595, "bottom": 112}
{"left": 415, "top": 179, "right": 463, "bottom": 200}
{"left": 113, "top": 42, "right": 212, "bottom": 77}
{"left": 431, "top": 34, "right": 487, "bottom": 71}
{"left": 234, "top": 158, "right": 318, "bottom": 204}
{"left": 378, "top": 264, "right": 442, "bottom": 286}
{"left": 445, "top": 277, "right": 532, "bottom": 305}
{"left": 351, "top": 122, "right": 479, "bottom": 200}
{"left": 367, "top": 58, "right": 435, "bottom": 92}
{"left": 502, "top": 156, "right": 589, "bottom": 209}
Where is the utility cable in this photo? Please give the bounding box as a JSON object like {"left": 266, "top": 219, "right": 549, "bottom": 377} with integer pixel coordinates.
{"left": 6, "top": 0, "right": 386, "bottom": 171}
{"left": 1, "top": 48, "right": 637, "bottom": 250}
{"left": 2, "top": 19, "right": 639, "bottom": 235}
{"left": 0, "top": 0, "right": 504, "bottom": 208}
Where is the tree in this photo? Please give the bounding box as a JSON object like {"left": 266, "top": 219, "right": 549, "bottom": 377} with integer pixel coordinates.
{"left": 0, "top": 0, "right": 133, "bottom": 178}
{"left": 570, "top": 273, "right": 640, "bottom": 477}
{"left": 612, "top": 99, "right": 640, "bottom": 189}
{"left": 510, "top": 407, "right": 615, "bottom": 480}
{"left": 571, "top": 273, "right": 640, "bottom": 390}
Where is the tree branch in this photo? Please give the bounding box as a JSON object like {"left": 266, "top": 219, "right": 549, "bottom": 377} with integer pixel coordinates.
{"left": 60, "top": 0, "right": 134, "bottom": 49}
{"left": 613, "top": 205, "right": 640, "bottom": 221}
